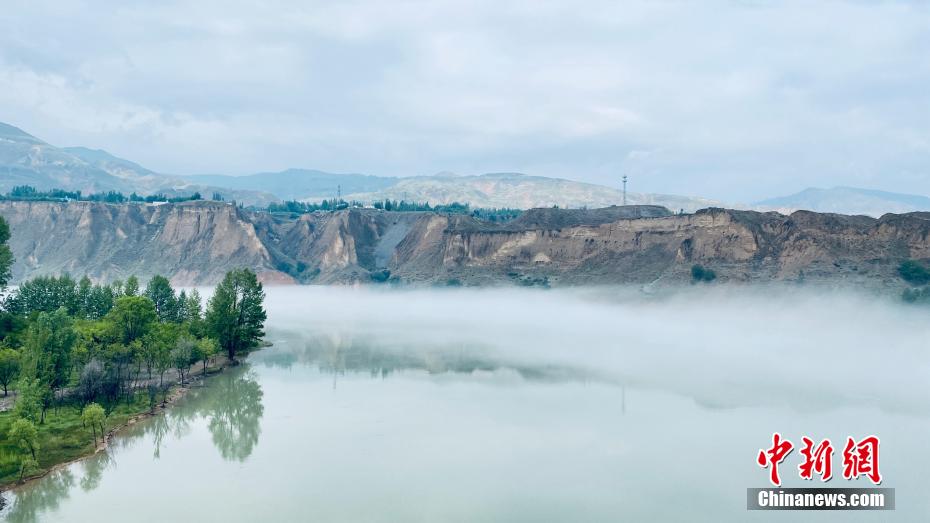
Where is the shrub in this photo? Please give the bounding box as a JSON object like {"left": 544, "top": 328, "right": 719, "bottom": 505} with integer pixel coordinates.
{"left": 369, "top": 269, "right": 391, "bottom": 283}
{"left": 691, "top": 264, "right": 716, "bottom": 283}
{"left": 898, "top": 260, "right": 930, "bottom": 285}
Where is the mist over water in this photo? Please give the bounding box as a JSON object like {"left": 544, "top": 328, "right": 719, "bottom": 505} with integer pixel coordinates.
{"left": 2, "top": 286, "right": 928, "bottom": 522}
{"left": 265, "top": 285, "right": 930, "bottom": 415}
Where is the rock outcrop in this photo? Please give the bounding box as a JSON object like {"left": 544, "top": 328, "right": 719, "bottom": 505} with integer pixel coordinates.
{"left": 0, "top": 200, "right": 926, "bottom": 289}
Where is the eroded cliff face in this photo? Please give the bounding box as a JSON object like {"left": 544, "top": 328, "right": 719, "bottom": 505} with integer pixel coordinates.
{"left": 0, "top": 200, "right": 927, "bottom": 288}
{"left": 0, "top": 201, "right": 279, "bottom": 285}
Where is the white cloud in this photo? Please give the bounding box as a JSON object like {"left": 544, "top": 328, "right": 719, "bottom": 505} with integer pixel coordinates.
{"left": 0, "top": 0, "right": 928, "bottom": 200}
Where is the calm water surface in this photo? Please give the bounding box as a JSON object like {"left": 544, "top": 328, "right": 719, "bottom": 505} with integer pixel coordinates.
{"left": 1, "top": 287, "right": 928, "bottom": 522}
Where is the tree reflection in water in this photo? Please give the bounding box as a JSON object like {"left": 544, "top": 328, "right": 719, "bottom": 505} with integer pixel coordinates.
{"left": 259, "top": 330, "right": 601, "bottom": 385}
{"left": 79, "top": 452, "right": 112, "bottom": 492}
{"left": 3, "top": 470, "right": 75, "bottom": 523}
{"left": 205, "top": 369, "right": 264, "bottom": 462}
{"left": 0, "top": 366, "right": 264, "bottom": 523}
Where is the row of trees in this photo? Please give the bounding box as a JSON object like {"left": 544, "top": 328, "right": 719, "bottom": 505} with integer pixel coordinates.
{"left": 268, "top": 198, "right": 523, "bottom": 222}
{"left": 267, "top": 198, "right": 359, "bottom": 213}
{"left": 2, "top": 185, "right": 207, "bottom": 204}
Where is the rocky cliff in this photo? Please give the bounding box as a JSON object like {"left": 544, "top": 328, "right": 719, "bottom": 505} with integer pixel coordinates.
{"left": 0, "top": 200, "right": 925, "bottom": 289}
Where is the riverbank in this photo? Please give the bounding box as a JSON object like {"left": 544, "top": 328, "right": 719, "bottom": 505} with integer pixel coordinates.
{"left": 0, "top": 355, "right": 239, "bottom": 490}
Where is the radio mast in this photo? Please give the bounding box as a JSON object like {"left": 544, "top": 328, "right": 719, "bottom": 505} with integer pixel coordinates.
{"left": 622, "top": 175, "right": 628, "bottom": 206}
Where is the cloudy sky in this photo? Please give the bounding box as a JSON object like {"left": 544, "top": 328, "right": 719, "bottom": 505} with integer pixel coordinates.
{"left": 1, "top": 0, "right": 928, "bottom": 201}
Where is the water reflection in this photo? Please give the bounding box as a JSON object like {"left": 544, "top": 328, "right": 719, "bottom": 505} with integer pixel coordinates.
{"left": 1, "top": 366, "right": 264, "bottom": 522}
{"left": 258, "top": 329, "right": 603, "bottom": 385}
{"left": 127, "top": 366, "right": 265, "bottom": 463}
{"left": 78, "top": 452, "right": 111, "bottom": 492}
{"left": 2, "top": 470, "right": 74, "bottom": 523}
{"left": 206, "top": 371, "right": 264, "bottom": 462}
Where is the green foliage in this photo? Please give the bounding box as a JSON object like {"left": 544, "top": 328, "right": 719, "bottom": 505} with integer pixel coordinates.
{"left": 8, "top": 274, "right": 115, "bottom": 319}
{"left": 144, "top": 275, "right": 180, "bottom": 322}
{"left": 0, "top": 347, "right": 19, "bottom": 395}
{"left": 10, "top": 274, "right": 80, "bottom": 315}
{"left": 902, "top": 286, "right": 930, "bottom": 303}
{"left": 2, "top": 185, "right": 203, "bottom": 204}
{"left": 505, "top": 273, "right": 549, "bottom": 288}
{"left": 171, "top": 337, "right": 197, "bottom": 384}
{"left": 22, "top": 309, "right": 76, "bottom": 392}
{"left": 691, "top": 264, "right": 717, "bottom": 283}
{"left": 0, "top": 394, "right": 150, "bottom": 484}
{"left": 0, "top": 216, "right": 11, "bottom": 289}
{"left": 194, "top": 337, "right": 218, "bottom": 376}
{"left": 123, "top": 276, "right": 140, "bottom": 297}
{"left": 206, "top": 269, "right": 267, "bottom": 361}
{"left": 268, "top": 198, "right": 360, "bottom": 213}
{"left": 0, "top": 264, "right": 257, "bottom": 485}
{"left": 898, "top": 259, "right": 930, "bottom": 285}
{"left": 0, "top": 191, "right": 237, "bottom": 486}
{"left": 13, "top": 377, "right": 42, "bottom": 422}
{"left": 81, "top": 403, "right": 106, "bottom": 445}
{"left": 369, "top": 269, "right": 391, "bottom": 283}
{"left": 107, "top": 296, "right": 157, "bottom": 343}
{"left": 8, "top": 418, "right": 39, "bottom": 481}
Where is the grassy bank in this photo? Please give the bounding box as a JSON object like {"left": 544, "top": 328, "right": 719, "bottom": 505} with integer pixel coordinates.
{"left": 0, "top": 395, "right": 150, "bottom": 486}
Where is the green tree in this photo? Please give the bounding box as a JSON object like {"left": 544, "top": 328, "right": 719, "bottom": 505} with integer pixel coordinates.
{"left": 8, "top": 418, "right": 39, "bottom": 482}
{"left": 82, "top": 402, "right": 106, "bottom": 445}
{"left": 177, "top": 289, "right": 188, "bottom": 318}
{"left": 171, "top": 337, "right": 195, "bottom": 385}
{"left": 86, "top": 283, "right": 115, "bottom": 319}
{"left": 23, "top": 309, "right": 76, "bottom": 392}
{"left": 13, "top": 377, "right": 43, "bottom": 422}
{"left": 123, "top": 275, "right": 140, "bottom": 297}
{"left": 206, "top": 269, "right": 267, "bottom": 362}
{"left": 0, "top": 215, "right": 13, "bottom": 289}
{"left": 107, "top": 296, "right": 157, "bottom": 343}
{"left": 183, "top": 289, "right": 205, "bottom": 336}
{"left": 11, "top": 275, "right": 79, "bottom": 315}
{"left": 898, "top": 259, "right": 930, "bottom": 285}
{"left": 145, "top": 275, "right": 179, "bottom": 322}
{"left": 691, "top": 264, "right": 717, "bottom": 283}
{"left": 194, "top": 337, "right": 218, "bottom": 376}
{"left": 76, "top": 276, "right": 93, "bottom": 318}
{"left": 0, "top": 347, "right": 20, "bottom": 395}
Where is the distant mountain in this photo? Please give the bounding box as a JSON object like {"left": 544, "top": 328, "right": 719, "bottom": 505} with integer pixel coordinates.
{"left": 185, "top": 169, "right": 397, "bottom": 201}
{"left": 755, "top": 187, "right": 930, "bottom": 217}
{"left": 0, "top": 122, "right": 277, "bottom": 206}
{"left": 188, "top": 169, "right": 719, "bottom": 211}
{"left": 62, "top": 146, "right": 165, "bottom": 192}
{"left": 343, "top": 172, "right": 723, "bottom": 212}
{"left": 0, "top": 122, "right": 133, "bottom": 194}
{"left": 0, "top": 120, "right": 718, "bottom": 211}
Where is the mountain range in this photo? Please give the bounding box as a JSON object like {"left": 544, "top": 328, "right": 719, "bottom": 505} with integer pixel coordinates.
{"left": 0, "top": 121, "right": 720, "bottom": 211}
{"left": 4, "top": 121, "right": 930, "bottom": 216}
{"left": 754, "top": 187, "right": 930, "bottom": 217}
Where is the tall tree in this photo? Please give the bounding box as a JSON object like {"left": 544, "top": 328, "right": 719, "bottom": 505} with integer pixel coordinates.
{"left": 8, "top": 418, "right": 39, "bottom": 482}
{"left": 206, "top": 269, "right": 266, "bottom": 362}
{"left": 107, "top": 296, "right": 157, "bottom": 344}
{"left": 0, "top": 216, "right": 13, "bottom": 289}
{"left": 13, "top": 377, "right": 42, "bottom": 422}
{"left": 145, "top": 275, "right": 179, "bottom": 322}
{"left": 0, "top": 347, "right": 20, "bottom": 396}
{"left": 76, "top": 276, "right": 93, "bottom": 318}
{"left": 86, "top": 283, "right": 115, "bottom": 319}
{"left": 23, "top": 309, "right": 76, "bottom": 393}
{"left": 123, "top": 276, "right": 140, "bottom": 297}
{"left": 82, "top": 403, "right": 106, "bottom": 445}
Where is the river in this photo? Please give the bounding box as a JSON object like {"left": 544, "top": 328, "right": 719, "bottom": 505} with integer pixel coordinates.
{"left": 1, "top": 286, "right": 928, "bottom": 522}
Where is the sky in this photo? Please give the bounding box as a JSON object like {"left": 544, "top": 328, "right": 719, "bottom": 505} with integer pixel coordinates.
{"left": 1, "top": 0, "right": 929, "bottom": 202}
